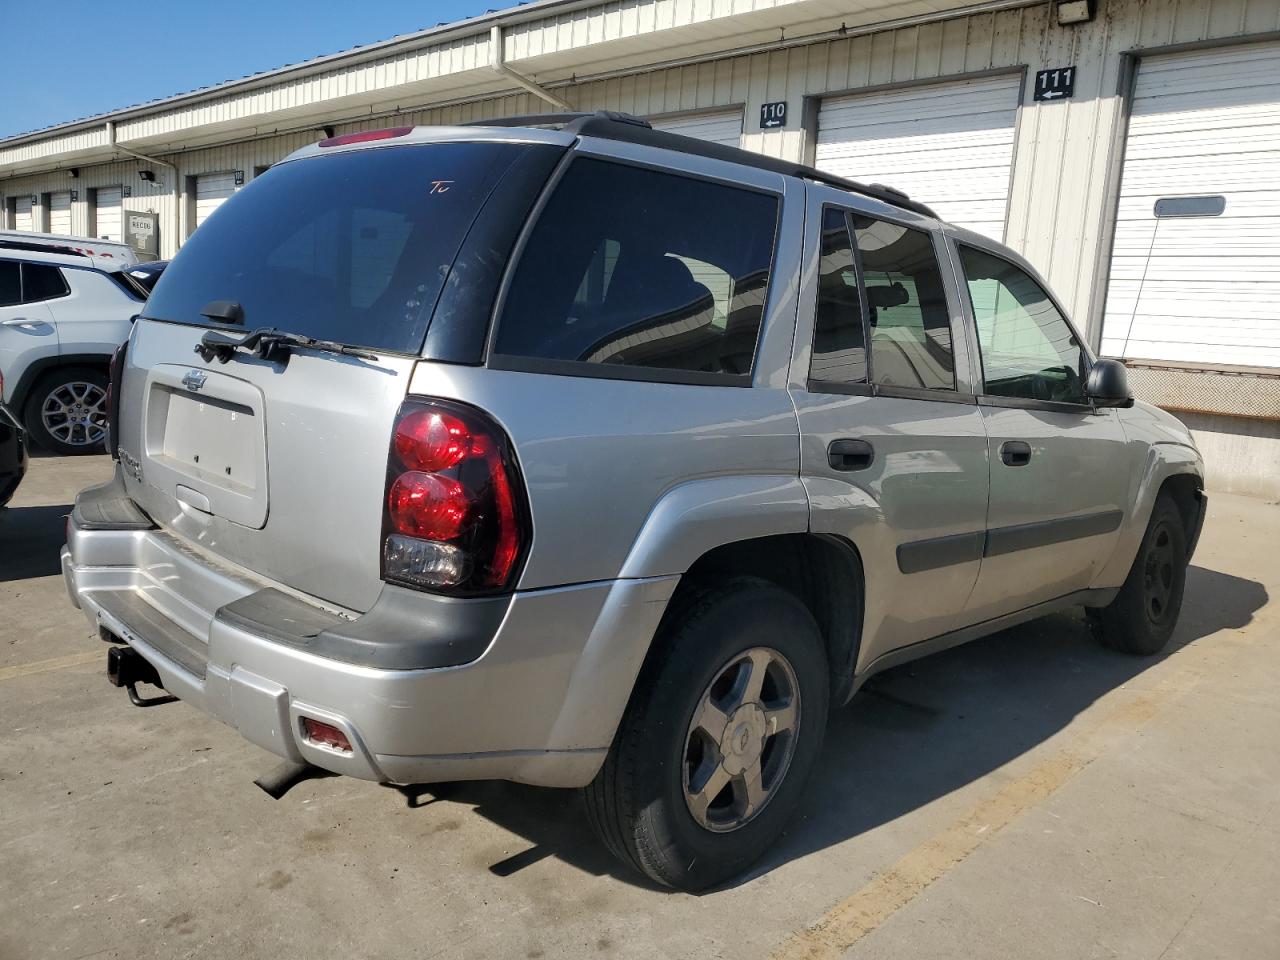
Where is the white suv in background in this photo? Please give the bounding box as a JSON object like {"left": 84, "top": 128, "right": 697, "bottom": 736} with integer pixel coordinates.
{"left": 0, "top": 233, "right": 147, "bottom": 454}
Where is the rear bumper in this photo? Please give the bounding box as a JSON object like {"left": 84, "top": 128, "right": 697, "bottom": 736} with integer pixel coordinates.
{"left": 63, "top": 505, "right": 676, "bottom": 787}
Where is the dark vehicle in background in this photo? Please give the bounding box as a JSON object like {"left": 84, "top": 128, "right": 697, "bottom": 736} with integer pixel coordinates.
{"left": 0, "top": 403, "right": 26, "bottom": 510}
{"left": 125, "top": 260, "right": 168, "bottom": 296}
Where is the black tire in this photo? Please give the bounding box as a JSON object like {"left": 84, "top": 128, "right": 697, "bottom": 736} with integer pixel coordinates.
{"left": 1091, "top": 495, "right": 1188, "bottom": 656}
{"left": 584, "top": 576, "right": 829, "bottom": 891}
{"left": 22, "top": 366, "right": 109, "bottom": 456}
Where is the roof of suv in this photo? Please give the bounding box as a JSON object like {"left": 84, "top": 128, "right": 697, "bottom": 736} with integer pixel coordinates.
{"left": 0, "top": 232, "right": 135, "bottom": 271}
{"left": 465, "top": 111, "right": 941, "bottom": 220}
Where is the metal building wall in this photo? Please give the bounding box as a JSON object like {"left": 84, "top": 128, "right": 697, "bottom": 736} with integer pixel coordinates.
{"left": 5, "top": 0, "right": 1280, "bottom": 301}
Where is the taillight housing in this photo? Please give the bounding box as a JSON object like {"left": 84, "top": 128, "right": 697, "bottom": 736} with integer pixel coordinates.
{"left": 381, "top": 398, "right": 529, "bottom": 596}
{"left": 105, "top": 339, "right": 128, "bottom": 460}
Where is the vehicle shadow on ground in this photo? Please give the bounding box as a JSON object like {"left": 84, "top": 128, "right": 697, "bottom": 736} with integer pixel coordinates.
{"left": 385, "top": 564, "right": 1268, "bottom": 892}
{"left": 0, "top": 504, "right": 71, "bottom": 581}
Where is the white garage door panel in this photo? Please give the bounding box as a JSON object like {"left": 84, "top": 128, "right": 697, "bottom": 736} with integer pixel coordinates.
{"left": 95, "top": 187, "right": 123, "bottom": 241}
{"left": 650, "top": 109, "right": 743, "bottom": 147}
{"left": 1102, "top": 40, "right": 1280, "bottom": 367}
{"left": 816, "top": 74, "right": 1021, "bottom": 240}
{"left": 14, "top": 197, "right": 33, "bottom": 232}
{"left": 195, "top": 173, "right": 238, "bottom": 227}
{"left": 48, "top": 192, "right": 71, "bottom": 235}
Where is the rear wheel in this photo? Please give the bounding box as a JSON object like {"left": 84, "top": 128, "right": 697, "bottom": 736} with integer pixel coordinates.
{"left": 23, "top": 367, "right": 109, "bottom": 456}
{"left": 583, "top": 577, "right": 828, "bottom": 891}
{"left": 1091, "top": 495, "right": 1188, "bottom": 656}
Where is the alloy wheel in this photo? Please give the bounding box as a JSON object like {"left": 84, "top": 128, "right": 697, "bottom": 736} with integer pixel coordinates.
{"left": 41, "top": 381, "right": 107, "bottom": 448}
{"left": 1142, "top": 522, "right": 1176, "bottom": 624}
{"left": 682, "top": 646, "right": 801, "bottom": 833}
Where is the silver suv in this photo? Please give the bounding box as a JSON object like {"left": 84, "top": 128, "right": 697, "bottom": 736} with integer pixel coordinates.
{"left": 63, "top": 113, "right": 1205, "bottom": 890}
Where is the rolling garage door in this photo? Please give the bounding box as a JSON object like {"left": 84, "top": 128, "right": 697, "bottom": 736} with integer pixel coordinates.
{"left": 94, "top": 187, "right": 122, "bottom": 241}
{"left": 48, "top": 192, "right": 71, "bottom": 235}
{"left": 1101, "top": 41, "right": 1280, "bottom": 368}
{"left": 815, "top": 74, "right": 1021, "bottom": 240}
{"left": 13, "top": 196, "right": 33, "bottom": 232}
{"left": 195, "top": 172, "right": 238, "bottom": 228}
{"left": 651, "top": 109, "right": 744, "bottom": 147}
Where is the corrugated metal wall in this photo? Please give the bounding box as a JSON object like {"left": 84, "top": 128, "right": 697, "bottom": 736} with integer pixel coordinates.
{"left": 4, "top": 0, "right": 1279, "bottom": 308}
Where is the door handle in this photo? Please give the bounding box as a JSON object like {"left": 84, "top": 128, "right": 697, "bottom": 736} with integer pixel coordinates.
{"left": 828, "top": 438, "right": 874, "bottom": 472}
{"left": 1000, "top": 440, "right": 1032, "bottom": 467}
{"left": 1, "top": 317, "right": 36, "bottom": 326}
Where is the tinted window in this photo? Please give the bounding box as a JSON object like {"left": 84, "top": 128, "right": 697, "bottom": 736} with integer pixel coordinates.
{"left": 853, "top": 216, "right": 954, "bottom": 391}
{"left": 960, "top": 245, "right": 1087, "bottom": 404}
{"left": 0, "top": 262, "right": 18, "bottom": 307}
{"left": 810, "top": 207, "right": 866, "bottom": 385}
{"left": 142, "top": 142, "right": 535, "bottom": 354}
{"left": 22, "top": 263, "right": 68, "bottom": 302}
{"left": 495, "top": 158, "right": 778, "bottom": 379}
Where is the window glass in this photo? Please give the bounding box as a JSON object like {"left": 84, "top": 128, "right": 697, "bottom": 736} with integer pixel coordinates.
{"left": 142, "top": 141, "right": 534, "bottom": 354}
{"left": 959, "top": 246, "right": 1087, "bottom": 404}
{"left": 495, "top": 158, "right": 778, "bottom": 378}
{"left": 21, "top": 263, "right": 68, "bottom": 302}
{"left": 852, "top": 216, "right": 954, "bottom": 391}
{"left": 809, "top": 207, "right": 866, "bottom": 385}
{"left": 0, "top": 262, "right": 19, "bottom": 307}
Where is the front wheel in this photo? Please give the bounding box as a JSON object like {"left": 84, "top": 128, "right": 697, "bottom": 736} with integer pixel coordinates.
{"left": 583, "top": 577, "right": 829, "bottom": 890}
{"left": 23, "top": 367, "right": 109, "bottom": 455}
{"left": 1091, "top": 495, "right": 1188, "bottom": 656}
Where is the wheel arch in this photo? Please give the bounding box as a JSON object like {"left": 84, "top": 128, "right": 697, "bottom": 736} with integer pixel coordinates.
{"left": 10, "top": 353, "right": 111, "bottom": 415}
{"left": 662, "top": 533, "right": 865, "bottom": 706}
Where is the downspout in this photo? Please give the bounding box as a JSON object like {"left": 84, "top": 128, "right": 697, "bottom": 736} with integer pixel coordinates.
{"left": 106, "top": 120, "right": 181, "bottom": 256}
{"left": 489, "top": 25, "right": 574, "bottom": 111}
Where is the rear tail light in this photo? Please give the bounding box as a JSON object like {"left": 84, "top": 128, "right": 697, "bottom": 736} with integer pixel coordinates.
{"left": 319, "top": 126, "right": 413, "bottom": 148}
{"left": 381, "top": 398, "right": 529, "bottom": 595}
{"left": 105, "top": 339, "right": 128, "bottom": 460}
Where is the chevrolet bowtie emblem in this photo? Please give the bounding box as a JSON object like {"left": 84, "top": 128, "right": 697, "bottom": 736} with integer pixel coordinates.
{"left": 182, "top": 369, "right": 208, "bottom": 392}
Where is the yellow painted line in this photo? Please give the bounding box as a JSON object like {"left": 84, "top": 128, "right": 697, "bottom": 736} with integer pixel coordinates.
{"left": 771, "top": 626, "right": 1255, "bottom": 960}
{"left": 0, "top": 650, "right": 102, "bottom": 683}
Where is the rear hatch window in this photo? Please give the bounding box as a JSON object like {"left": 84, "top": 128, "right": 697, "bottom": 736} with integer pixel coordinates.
{"left": 142, "top": 141, "right": 538, "bottom": 355}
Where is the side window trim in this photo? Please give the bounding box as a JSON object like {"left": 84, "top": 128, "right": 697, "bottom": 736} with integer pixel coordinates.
{"left": 953, "top": 239, "right": 1094, "bottom": 409}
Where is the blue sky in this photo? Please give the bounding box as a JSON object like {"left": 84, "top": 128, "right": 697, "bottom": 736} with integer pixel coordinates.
{"left": 0, "top": 0, "right": 499, "bottom": 139}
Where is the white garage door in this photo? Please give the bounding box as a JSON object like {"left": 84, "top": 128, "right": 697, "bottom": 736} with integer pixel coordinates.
{"left": 651, "top": 109, "right": 744, "bottom": 147}
{"left": 815, "top": 74, "right": 1021, "bottom": 240}
{"left": 48, "top": 192, "right": 72, "bottom": 235}
{"left": 95, "top": 187, "right": 123, "bottom": 241}
{"left": 195, "top": 172, "right": 238, "bottom": 228}
{"left": 13, "top": 196, "right": 33, "bottom": 232}
{"left": 1101, "top": 41, "right": 1280, "bottom": 368}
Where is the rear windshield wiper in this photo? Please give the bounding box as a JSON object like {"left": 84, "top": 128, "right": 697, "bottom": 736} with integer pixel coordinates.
{"left": 196, "top": 327, "right": 378, "bottom": 364}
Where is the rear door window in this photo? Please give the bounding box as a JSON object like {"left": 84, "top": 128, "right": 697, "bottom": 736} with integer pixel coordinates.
{"left": 809, "top": 207, "right": 867, "bottom": 386}
{"left": 21, "top": 263, "right": 69, "bottom": 302}
{"left": 493, "top": 158, "right": 779, "bottom": 381}
{"left": 141, "top": 141, "right": 541, "bottom": 355}
{"left": 853, "top": 216, "right": 955, "bottom": 391}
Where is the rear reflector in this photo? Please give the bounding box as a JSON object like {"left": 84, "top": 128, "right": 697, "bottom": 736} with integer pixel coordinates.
{"left": 300, "top": 718, "right": 353, "bottom": 753}
{"left": 318, "top": 126, "right": 413, "bottom": 148}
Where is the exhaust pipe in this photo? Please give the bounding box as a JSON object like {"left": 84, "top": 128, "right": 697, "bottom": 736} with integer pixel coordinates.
{"left": 254, "top": 760, "right": 329, "bottom": 800}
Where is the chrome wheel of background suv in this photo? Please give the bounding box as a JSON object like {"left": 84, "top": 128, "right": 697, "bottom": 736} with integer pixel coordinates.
{"left": 24, "top": 368, "right": 110, "bottom": 456}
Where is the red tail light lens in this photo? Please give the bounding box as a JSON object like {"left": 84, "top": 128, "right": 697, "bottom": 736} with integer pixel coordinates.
{"left": 319, "top": 126, "right": 413, "bottom": 148}
{"left": 105, "top": 339, "right": 128, "bottom": 460}
{"left": 382, "top": 398, "right": 529, "bottom": 595}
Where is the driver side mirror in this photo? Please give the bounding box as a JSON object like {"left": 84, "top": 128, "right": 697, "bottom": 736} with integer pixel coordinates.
{"left": 1086, "top": 358, "right": 1133, "bottom": 407}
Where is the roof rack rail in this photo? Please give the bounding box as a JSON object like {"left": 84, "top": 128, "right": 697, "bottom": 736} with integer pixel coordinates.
{"left": 462, "top": 110, "right": 938, "bottom": 220}
{"left": 0, "top": 238, "right": 89, "bottom": 259}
